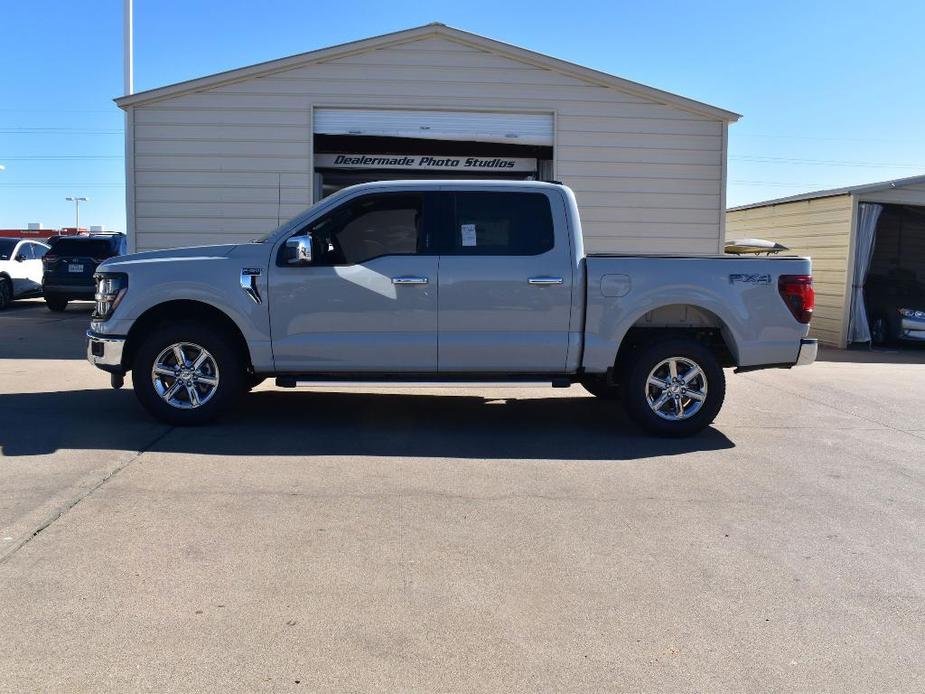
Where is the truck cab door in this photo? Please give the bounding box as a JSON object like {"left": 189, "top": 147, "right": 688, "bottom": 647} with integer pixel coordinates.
{"left": 268, "top": 191, "right": 439, "bottom": 373}
{"left": 436, "top": 189, "right": 574, "bottom": 373}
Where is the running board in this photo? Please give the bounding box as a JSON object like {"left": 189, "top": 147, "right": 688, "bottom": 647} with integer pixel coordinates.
{"left": 275, "top": 376, "right": 573, "bottom": 389}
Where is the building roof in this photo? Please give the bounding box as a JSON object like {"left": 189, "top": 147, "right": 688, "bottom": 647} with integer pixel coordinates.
{"left": 728, "top": 173, "right": 925, "bottom": 211}
{"left": 114, "top": 23, "right": 740, "bottom": 122}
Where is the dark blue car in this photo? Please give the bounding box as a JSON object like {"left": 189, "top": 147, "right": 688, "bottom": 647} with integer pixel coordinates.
{"left": 42, "top": 234, "right": 127, "bottom": 312}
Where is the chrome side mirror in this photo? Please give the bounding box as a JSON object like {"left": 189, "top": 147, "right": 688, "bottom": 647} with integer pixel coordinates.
{"left": 285, "top": 235, "right": 313, "bottom": 265}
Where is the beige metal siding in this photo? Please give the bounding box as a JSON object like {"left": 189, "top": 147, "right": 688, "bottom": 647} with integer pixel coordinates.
{"left": 131, "top": 36, "right": 726, "bottom": 253}
{"left": 726, "top": 194, "right": 853, "bottom": 347}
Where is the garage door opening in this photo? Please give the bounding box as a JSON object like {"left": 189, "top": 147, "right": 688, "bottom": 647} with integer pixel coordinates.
{"left": 854, "top": 203, "right": 925, "bottom": 346}
{"left": 313, "top": 109, "right": 554, "bottom": 199}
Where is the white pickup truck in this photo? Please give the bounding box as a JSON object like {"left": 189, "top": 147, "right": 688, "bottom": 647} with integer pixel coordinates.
{"left": 87, "top": 181, "right": 816, "bottom": 436}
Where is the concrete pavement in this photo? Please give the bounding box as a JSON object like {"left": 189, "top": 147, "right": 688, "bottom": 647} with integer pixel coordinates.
{"left": 0, "top": 300, "right": 923, "bottom": 692}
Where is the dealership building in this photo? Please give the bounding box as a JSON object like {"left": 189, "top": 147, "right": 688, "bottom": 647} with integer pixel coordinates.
{"left": 116, "top": 24, "right": 739, "bottom": 254}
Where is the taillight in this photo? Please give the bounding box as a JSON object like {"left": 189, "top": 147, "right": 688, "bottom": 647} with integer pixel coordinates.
{"left": 43, "top": 254, "right": 58, "bottom": 266}
{"left": 778, "top": 274, "right": 814, "bottom": 324}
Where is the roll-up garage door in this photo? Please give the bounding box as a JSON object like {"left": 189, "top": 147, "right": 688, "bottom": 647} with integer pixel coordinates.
{"left": 313, "top": 109, "right": 554, "bottom": 146}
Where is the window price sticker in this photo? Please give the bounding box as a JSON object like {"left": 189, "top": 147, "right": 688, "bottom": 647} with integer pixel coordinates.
{"left": 461, "top": 223, "right": 477, "bottom": 247}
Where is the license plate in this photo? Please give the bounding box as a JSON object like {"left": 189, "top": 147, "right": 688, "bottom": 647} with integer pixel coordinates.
{"left": 68, "top": 263, "right": 84, "bottom": 273}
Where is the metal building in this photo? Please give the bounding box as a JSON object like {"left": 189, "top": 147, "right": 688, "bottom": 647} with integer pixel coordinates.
{"left": 727, "top": 174, "right": 925, "bottom": 348}
{"left": 116, "top": 23, "right": 739, "bottom": 254}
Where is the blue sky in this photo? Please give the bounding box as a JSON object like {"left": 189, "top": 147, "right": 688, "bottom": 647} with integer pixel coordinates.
{"left": 1, "top": 0, "right": 924, "bottom": 231}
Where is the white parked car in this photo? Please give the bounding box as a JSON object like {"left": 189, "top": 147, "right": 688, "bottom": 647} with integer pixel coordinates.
{"left": 0, "top": 238, "right": 50, "bottom": 310}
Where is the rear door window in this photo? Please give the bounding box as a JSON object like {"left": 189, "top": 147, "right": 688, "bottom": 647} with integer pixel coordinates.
{"left": 443, "top": 192, "right": 555, "bottom": 256}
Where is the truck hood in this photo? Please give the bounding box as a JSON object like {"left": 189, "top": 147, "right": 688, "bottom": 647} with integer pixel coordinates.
{"left": 99, "top": 243, "right": 240, "bottom": 271}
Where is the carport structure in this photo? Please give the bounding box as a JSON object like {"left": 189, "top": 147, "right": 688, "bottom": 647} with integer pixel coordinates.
{"left": 726, "top": 174, "right": 925, "bottom": 348}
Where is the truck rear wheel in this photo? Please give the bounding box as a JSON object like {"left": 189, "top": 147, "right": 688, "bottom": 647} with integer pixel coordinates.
{"left": 622, "top": 338, "right": 725, "bottom": 437}
{"left": 132, "top": 321, "right": 244, "bottom": 425}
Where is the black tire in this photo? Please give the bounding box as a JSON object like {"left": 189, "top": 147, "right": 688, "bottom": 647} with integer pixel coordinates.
{"left": 622, "top": 338, "right": 725, "bottom": 437}
{"left": 580, "top": 374, "right": 621, "bottom": 400}
{"left": 132, "top": 320, "right": 245, "bottom": 425}
{"left": 0, "top": 278, "right": 11, "bottom": 310}
{"left": 870, "top": 315, "right": 896, "bottom": 346}
{"left": 45, "top": 294, "right": 69, "bottom": 312}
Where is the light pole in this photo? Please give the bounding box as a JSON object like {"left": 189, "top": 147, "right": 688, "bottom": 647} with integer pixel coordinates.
{"left": 65, "top": 196, "right": 89, "bottom": 230}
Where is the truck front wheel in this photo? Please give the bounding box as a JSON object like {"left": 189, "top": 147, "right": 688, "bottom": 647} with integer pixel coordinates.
{"left": 132, "top": 321, "right": 245, "bottom": 425}
{"left": 622, "top": 338, "right": 725, "bottom": 437}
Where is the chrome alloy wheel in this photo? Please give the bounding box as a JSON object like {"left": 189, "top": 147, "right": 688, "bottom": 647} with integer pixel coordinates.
{"left": 151, "top": 342, "right": 220, "bottom": 410}
{"left": 645, "top": 356, "right": 708, "bottom": 421}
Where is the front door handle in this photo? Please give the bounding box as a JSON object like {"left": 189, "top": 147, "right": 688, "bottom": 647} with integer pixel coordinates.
{"left": 391, "top": 276, "right": 429, "bottom": 285}
{"left": 528, "top": 276, "right": 564, "bottom": 285}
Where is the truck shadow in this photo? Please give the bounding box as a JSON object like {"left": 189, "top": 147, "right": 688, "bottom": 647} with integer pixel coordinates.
{"left": 0, "top": 387, "right": 734, "bottom": 459}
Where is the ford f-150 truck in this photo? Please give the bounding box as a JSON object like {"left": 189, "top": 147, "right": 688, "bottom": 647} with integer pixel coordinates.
{"left": 86, "top": 181, "right": 816, "bottom": 436}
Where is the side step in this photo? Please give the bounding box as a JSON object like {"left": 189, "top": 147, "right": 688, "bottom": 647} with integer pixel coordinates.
{"left": 275, "top": 376, "right": 573, "bottom": 389}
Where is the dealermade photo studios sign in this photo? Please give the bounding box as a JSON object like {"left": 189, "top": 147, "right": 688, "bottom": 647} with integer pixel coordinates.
{"left": 315, "top": 153, "right": 537, "bottom": 173}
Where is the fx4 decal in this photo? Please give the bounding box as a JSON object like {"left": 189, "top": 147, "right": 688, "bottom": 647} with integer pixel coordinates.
{"left": 729, "top": 273, "right": 771, "bottom": 285}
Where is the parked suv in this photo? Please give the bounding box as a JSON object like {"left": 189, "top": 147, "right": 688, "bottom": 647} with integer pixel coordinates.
{"left": 0, "top": 238, "right": 50, "bottom": 309}
{"left": 43, "top": 234, "right": 127, "bottom": 311}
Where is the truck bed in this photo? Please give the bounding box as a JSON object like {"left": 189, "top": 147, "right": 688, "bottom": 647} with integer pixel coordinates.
{"left": 581, "top": 254, "right": 813, "bottom": 371}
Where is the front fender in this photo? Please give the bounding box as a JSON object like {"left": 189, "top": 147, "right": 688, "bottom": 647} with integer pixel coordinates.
{"left": 92, "top": 248, "right": 275, "bottom": 370}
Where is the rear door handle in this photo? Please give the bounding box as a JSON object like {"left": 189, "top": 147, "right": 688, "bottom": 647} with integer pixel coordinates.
{"left": 528, "top": 276, "right": 564, "bottom": 285}
{"left": 391, "top": 276, "right": 429, "bottom": 285}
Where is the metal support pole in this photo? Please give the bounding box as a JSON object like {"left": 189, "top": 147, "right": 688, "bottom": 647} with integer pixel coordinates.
{"left": 124, "top": 0, "right": 133, "bottom": 95}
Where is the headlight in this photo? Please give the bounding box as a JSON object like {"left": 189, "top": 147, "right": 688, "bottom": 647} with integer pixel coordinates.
{"left": 93, "top": 272, "right": 128, "bottom": 320}
{"left": 899, "top": 308, "right": 925, "bottom": 319}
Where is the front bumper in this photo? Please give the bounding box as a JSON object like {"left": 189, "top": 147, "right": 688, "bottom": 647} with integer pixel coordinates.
{"left": 86, "top": 330, "right": 127, "bottom": 372}
{"left": 44, "top": 284, "right": 95, "bottom": 298}
{"left": 900, "top": 315, "right": 925, "bottom": 341}
{"left": 795, "top": 338, "right": 818, "bottom": 366}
